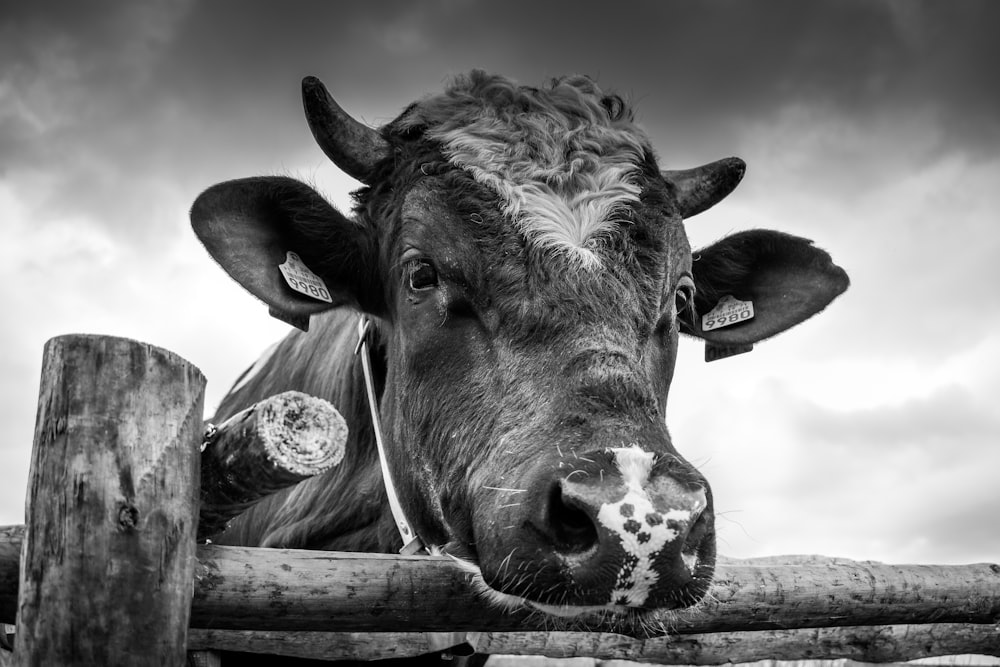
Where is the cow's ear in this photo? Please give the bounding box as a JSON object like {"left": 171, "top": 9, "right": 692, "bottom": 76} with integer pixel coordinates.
{"left": 681, "top": 230, "right": 849, "bottom": 344}
{"left": 191, "top": 176, "right": 382, "bottom": 330}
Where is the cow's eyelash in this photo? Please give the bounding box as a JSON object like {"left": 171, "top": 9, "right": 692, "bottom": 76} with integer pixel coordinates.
{"left": 407, "top": 258, "right": 439, "bottom": 291}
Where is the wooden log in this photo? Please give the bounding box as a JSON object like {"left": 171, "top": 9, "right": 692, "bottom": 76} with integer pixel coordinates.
{"left": 477, "top": 626, "right": 1000, "bottom": 663}
{"left": 185, "top": 624, "right": 1000, "bottom": 663}
{"left": 187, "top": 630, "right": 477, "bottom": 662}
{"left": 189, "top": 547, "right": 1000, "bottom": 635}
{"left": 14, "top": 335, "right": 205, "bottom": 667}
{"left": 0, "top": 526, "right": 997, "bottom": 638}
{"left": 199, "top": 391, "right": 347, "bottom": 540}
{"left": 190, "top": 545, "right": 482, "bottom": 632}
{"left": 699, "top": 557, "right": 1000, "bottom": 634}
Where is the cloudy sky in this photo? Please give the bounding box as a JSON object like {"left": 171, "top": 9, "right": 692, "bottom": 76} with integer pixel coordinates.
{"left": 2, "top": 0, "right": 997, "bottom": 566}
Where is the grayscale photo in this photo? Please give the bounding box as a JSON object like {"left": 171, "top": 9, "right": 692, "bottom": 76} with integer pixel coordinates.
{"left": 0, "top": 1, "right": 997, "bottom": 665}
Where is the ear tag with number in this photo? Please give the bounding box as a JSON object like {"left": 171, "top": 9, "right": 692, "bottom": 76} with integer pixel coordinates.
{"left": 701, "top": 295, "right": 754, "bottom": 332}
{"left": 279, "top": 252, "right": 333, "bottom": 303}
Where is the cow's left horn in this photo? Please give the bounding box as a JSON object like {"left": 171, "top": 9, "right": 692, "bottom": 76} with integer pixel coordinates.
{"left": 302, "top": 76, "right": 390, "bottom": 184}
{"left": 662, "top": 157, "right": 746, "bottom": 219}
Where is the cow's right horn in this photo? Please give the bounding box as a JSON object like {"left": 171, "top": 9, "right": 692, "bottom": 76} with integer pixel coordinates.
{"left": 662, "top": 157, "right": 746, "bottom": 219}
{"left": 302, "top": 76, "right": 390, "bottom": 184}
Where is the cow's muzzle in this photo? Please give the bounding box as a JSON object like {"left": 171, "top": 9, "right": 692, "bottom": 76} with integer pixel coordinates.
{"left": 475, "top": 445, "right": 715, "bottom": 613}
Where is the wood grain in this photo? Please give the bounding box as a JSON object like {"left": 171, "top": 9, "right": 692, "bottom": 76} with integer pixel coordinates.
{"left": 199, "top": 390, "right": 346, "bottom": 540}
{"left": 14, "top": 335, "right": 204, "bottom": 667}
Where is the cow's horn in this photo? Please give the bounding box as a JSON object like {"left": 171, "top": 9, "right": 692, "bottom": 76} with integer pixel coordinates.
{"left": 662, "top": 157, "right": 746, "bottom": 219}
{"left": 302, "top": 76, "right": 390, "bottom": 184}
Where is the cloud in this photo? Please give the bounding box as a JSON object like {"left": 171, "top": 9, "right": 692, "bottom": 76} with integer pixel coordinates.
{"left": 351, "top": 4, "right": 436, "bottom": 56}
{"left": 793, "top": 384, "right": 998, "bottom": 451}
{"left": 671, "top": 371, "right": 1000, "bottom": 564}
{"left": 782, "top": 384, "right": 1000, "bottom": 563}
{"left": 7, "top": 0, "right": 995, "bottom": 251}
{"left": 0, "top": 0, "right": 194, "bottom": 131}
{"left": 0, "top": 175, "right": 292, "bottom": 525}
{"left": 684, "top": 96, "right": 1000, "bottom": 368}
{"left": 0, "top": 0, "right": 199, "bottom": 246}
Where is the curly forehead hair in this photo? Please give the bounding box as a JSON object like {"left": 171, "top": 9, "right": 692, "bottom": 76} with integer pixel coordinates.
{"left": 395, "top": 70, "right": 638, "bottom": 130}
{"left": 380, "top": 70, "right": 655, "bottom": 267}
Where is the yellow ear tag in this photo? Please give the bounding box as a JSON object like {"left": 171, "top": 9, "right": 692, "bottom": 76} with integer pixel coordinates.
{"left": 701, "top": 295, "right": 754, "bottom": 332}
{"left": 279, "top": 251, "right": 333, "bottom": 303}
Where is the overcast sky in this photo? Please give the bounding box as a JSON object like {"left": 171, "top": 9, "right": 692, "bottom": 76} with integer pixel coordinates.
{"left": 2, "top": 0, "right": 998, "bottom": 566}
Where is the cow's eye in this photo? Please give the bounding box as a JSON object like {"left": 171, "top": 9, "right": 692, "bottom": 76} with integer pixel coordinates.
{"left": 408, "top": 259, "right": 439, "bottom": 291}
{"left": 675, "top": 277, "right": 696, "bottom": 322}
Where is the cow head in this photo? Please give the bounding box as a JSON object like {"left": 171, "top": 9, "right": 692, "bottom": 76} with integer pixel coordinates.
{"left": 191, "top": 72, "right": 848, "bottom": 619}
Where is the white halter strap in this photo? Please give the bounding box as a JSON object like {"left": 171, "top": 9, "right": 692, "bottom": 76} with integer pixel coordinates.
{"left": 355, "top": 315, "right": 425, "bottom": 555}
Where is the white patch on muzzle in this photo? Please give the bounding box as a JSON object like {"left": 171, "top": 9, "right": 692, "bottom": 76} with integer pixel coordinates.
{"left": 597, "top": 445, "right": 694, "bottom": 607}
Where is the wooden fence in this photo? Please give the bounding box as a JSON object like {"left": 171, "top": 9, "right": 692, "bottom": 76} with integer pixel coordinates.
{"left": 1, "top": 334, "right": 997, "bottom": 665}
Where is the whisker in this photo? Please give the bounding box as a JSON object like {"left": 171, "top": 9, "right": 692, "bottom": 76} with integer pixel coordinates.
{"left": 499, "top": 548, "right": 517, "bottom": 578}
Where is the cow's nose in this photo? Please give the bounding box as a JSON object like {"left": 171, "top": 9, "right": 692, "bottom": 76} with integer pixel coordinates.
{"left": 546, "top": 481, "right": 601, "bottom": 555}
{"left": 541, "top": 472, "right": 708, "bottom": 603}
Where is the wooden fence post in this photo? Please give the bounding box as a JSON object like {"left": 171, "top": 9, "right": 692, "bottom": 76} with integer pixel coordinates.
{"left": 14, "top": 335, "right": 205, "bottom": 667}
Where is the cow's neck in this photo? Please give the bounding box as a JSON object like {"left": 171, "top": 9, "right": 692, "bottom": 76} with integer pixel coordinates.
{"left": 210, "top": 309, "right": 395, "bottom": 552}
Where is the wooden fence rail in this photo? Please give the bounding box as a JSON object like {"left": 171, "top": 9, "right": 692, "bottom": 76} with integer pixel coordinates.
{"left": 2, "top": 526, "right": 997, "bottom": 661}
{"left": 4, "top": 528, "right": 996, "bottom": 634}
{"left": 2, "top": 334, "right": 997, "bottom": 664}
{"left": 186, "top": 626, "right": 1000, "bottom": 664}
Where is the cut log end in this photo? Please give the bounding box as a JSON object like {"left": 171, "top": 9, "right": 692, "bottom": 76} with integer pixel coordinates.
{"left": 258, "top": 391, "right": 347, "bottom": 476}
{"left": 198, "top": 391, "right": 349, "bottom": 540}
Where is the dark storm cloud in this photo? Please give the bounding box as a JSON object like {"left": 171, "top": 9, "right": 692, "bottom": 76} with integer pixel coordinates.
{"left": 3, "top": 0, "right": 997, "bottom": 250}
{"left": 276, "top": 0, "right": 1000, "bottom": 160}
{"left": 0, "top": 0, "right": 199, "bottom": 245}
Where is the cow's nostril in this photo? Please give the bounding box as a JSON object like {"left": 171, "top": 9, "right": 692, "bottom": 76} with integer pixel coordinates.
{"left": 547, "top": 484, "right": 599, "bottom": 554}
{"left": 683, "top": 500, "right": 710, "bottom": 550}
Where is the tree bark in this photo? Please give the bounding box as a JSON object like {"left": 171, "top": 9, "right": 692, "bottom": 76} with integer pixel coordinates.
{"left": 14, "top": 335, "right": 204, "bottom": 667}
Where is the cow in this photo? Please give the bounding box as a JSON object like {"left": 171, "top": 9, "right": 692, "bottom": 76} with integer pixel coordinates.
{"left": 191, "top": 71, "right": 848, "bottom": 631}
